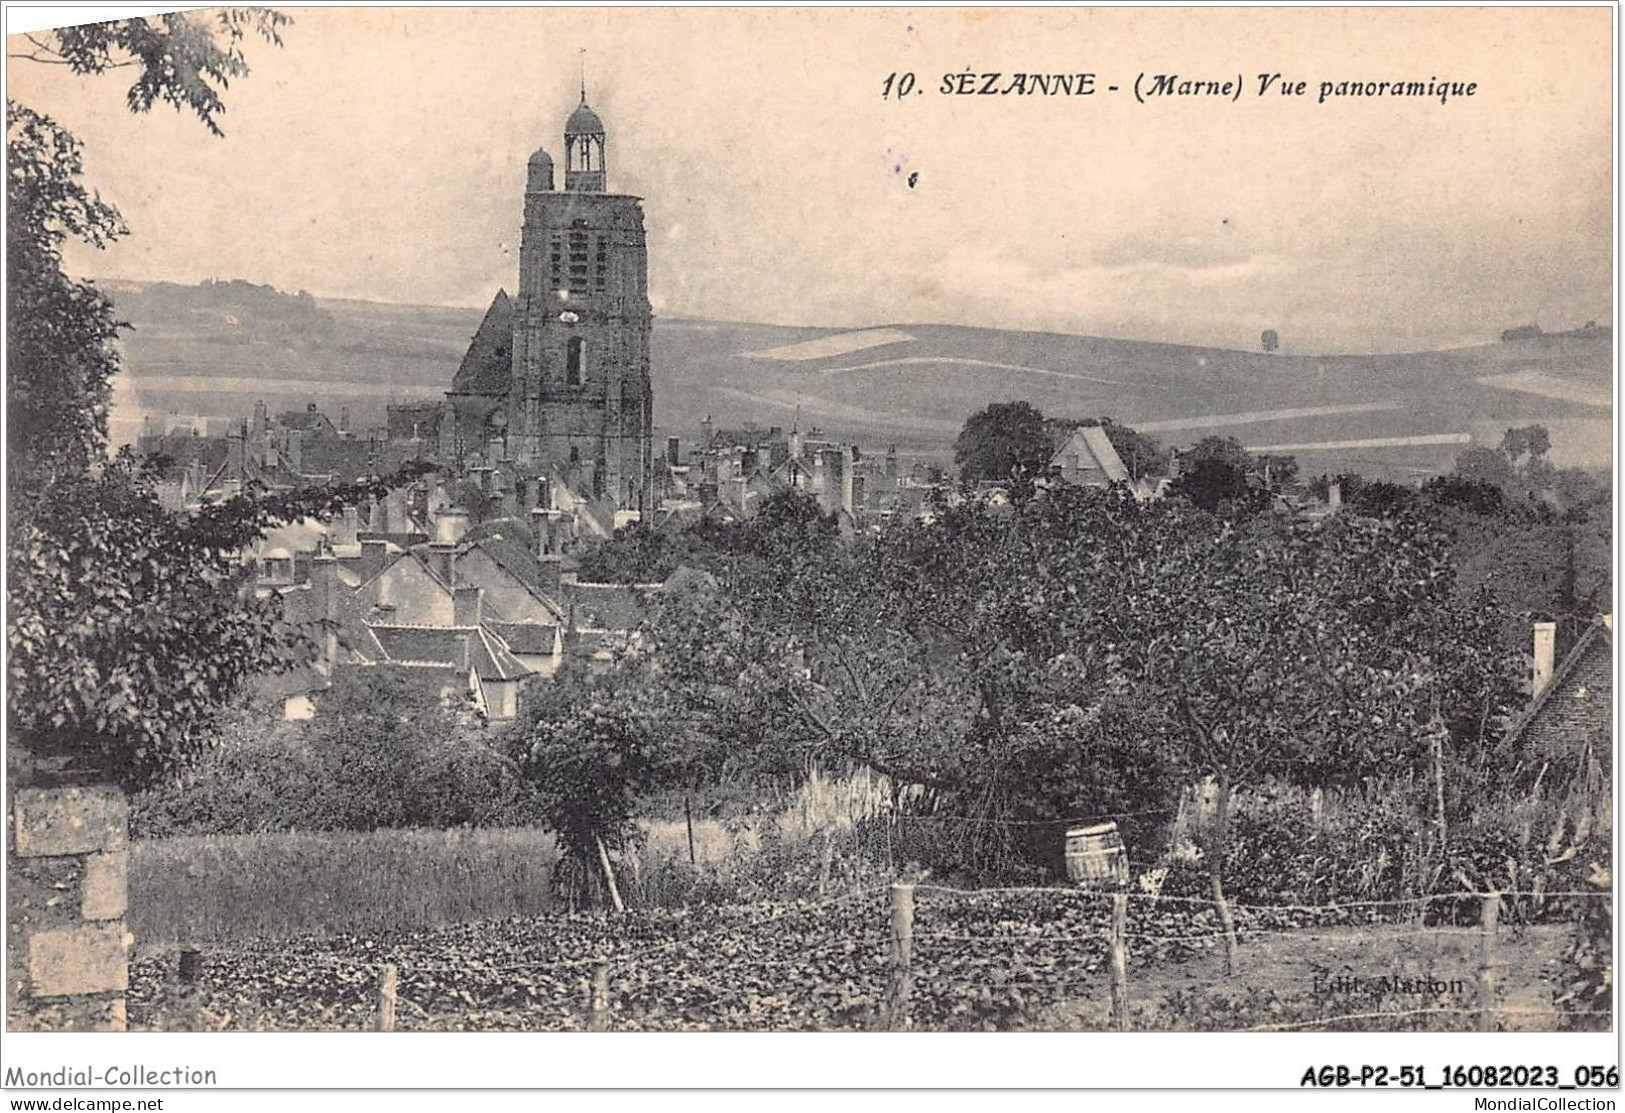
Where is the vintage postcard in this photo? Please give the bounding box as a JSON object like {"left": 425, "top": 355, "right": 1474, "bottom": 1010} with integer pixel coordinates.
{"left": 2, "top": 2, "right": 1615, "bottom": 1097}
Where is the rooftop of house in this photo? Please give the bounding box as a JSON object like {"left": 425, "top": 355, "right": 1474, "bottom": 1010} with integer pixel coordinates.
{"left": 1502, "top": 618, "right": 1613, "bottom": 749}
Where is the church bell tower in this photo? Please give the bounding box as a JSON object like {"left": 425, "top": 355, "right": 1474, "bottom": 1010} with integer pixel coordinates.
{"left": 505, "top": 83, "right": 654, "bottom": 509}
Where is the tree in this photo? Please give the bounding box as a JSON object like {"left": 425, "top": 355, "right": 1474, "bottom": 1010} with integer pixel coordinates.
{"left": 9, "top": 9, "right": 291, "bottom": 137}
{"left": 5, "top": 12, "right": 430, "bottom": 788}
{"left": 510, "top": 659, "right": 663, "bottom": 909}
{"left": 8, "top": 456, "right": 434, "bottom": 785}
{"left": 1261, "top": 329, "right": 1280, "bottom": 354}
{"left": 6, "top": 104, "right": 126, "bottom": 497}
{"left": 954, "top": 401, "right": 1052, "bottom": 485}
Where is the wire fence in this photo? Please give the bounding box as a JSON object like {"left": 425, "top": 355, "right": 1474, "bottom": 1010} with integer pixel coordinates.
{"left": 129, "top": 874, "right": 1610, "bottom": 1033}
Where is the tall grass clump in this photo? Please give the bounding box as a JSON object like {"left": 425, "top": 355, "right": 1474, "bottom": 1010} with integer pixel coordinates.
{"left": 131, "top": 827, "right": 559, "bottom": 944}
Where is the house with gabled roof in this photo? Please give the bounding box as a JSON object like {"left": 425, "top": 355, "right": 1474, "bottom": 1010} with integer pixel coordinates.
{"left": 1048, "top": 425, "right": 1138, "bottom": 495}
{"left": 1503, "top": 616, "right": 1612, "bottom": 783}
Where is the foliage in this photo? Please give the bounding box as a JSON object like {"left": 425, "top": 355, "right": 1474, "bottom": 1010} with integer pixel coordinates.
{"left": 509, "top": 659, "right": 665, "bottom": 906}
{"left": 1165, "top": 435, "right": 1295, "bottom": 517}
{"left": 6, "top": 103, "right": 127, "bottom": 493}
{"left": 953, "top": 400, "right": 1051, "bottom": 484}
{"left": 132, "top": 668, "right": 528, "bottom": 834}
{"left": 6, "top": 10, "right": 334, "bottom": 789}
{"left": 8, "top": 461, "right": 305, "bottom": 785}
{"left": 1553, "top": 864, "right": 1612, "bottom": 1031}
{"left": 577, "top": 520, "right": 688, "bottom": 583}
{"left": 8, "top": 459, "right": 435, "bottom": 788}
{"left": 11, "top": 9, "right": 292, "bottom": 136}
{"left": 1166, "top": 455, "right": 1265, "bottom": 517}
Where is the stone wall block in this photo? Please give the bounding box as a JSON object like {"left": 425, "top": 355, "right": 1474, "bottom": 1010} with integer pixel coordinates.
{"left": 27, "top": 921, "right": 130, "bottom": 997}
{"left": 81, "top": 851, "right": 129, "bottom": 921}
{"left": 14, "top": 787, "right": 129, "bottom": 857}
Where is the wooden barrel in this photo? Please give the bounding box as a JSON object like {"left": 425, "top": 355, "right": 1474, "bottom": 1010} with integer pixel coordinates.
{"left": 1065, "top": 822, "right": 1129, "bottom": 887}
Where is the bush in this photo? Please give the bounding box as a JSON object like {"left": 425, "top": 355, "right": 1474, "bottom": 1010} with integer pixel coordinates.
{"left": 1553, "top": 863, "right": 1612, "bottom": 1031}
{"left": 133, "top": 673, "right": 533, "bottom": 836}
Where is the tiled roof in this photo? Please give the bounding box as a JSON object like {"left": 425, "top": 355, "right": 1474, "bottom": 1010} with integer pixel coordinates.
{"left": 370, "top": 623, "right": 471, "bottom": 667}
{"left": 566, "top": 582, "right": 648, "bottom": 631}
{"left": 276, "top": 410, "right": 336, "bottom": 433}
{"left": 449, "top": 289, "right": 514, "bottom": 396}
{"left": 490, "top": 621, "right": 559, "bottom": 655}
{"left": 1502, "top": 621, "right": 1613, "bottom": 748}
{"left": 470, "top": 626, "right": 531, "bottom": 681}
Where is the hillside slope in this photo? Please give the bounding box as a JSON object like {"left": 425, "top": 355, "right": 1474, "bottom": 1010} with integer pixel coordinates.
{"left": 102, "top": 281, "right": 1612, "bottom": 477}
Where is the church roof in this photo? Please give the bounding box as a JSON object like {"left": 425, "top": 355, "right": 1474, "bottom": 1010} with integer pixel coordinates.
{"left": 567, "top": 99, "right": 605, "bottom": 135}
{"left": 450, "top": 290, "right": 514, "bottom": 397}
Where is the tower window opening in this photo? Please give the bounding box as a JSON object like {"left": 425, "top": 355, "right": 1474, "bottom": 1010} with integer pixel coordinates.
{"left": 568, "top": 230, "right": 590, "bottom": 295}
{"left": 566, "top": 336, "right": 585, "bottom": 386}
{"left": 569, "top": 445, "right": 580, "bottom": 464}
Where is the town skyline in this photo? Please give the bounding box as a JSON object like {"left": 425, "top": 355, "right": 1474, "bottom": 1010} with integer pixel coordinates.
{"left": 8, "top": 6, "right": 1612, "bottom": 355}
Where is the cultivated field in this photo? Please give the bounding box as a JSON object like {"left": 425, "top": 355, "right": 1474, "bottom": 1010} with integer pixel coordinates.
{"left": 126, "top": 879, "right": 1597, "bottom": 1033}
{"left": 103, "top": 280, "right": 1612, "bottom": 476}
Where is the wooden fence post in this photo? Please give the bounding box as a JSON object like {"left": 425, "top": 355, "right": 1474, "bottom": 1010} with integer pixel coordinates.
{"left": 1478, "top": 891, "right": 1500, "bottom": 1031}
{"left": 375, "top": 963, "right": 398, "bottom": 1032}
{"left": 1110, "top": 892, "right": 1130, "bottom": 1032}
{"left": 587, "top": 962, "right": 611, "bottom": 1031}
{"left": 888, "top": 881, "right": 915, "bottom": 1031}
{"left": 177, "top": 948, "right": 201, "bottom": 987}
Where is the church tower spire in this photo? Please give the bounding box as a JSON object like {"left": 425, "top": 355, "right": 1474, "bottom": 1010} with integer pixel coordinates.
{"left": 564, "top": 56, "right": 606, "bottom": 192}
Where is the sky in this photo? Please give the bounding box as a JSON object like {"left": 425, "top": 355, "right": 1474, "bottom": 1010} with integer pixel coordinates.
{"left": 7, "top": 5, "right": 1614, "bottom": 354}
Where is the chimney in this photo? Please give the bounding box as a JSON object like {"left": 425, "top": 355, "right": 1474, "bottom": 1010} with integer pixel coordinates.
{"left": 666, "top": 436, "right": 681, "bottom": 466}
{"left": 885, "top": 445, "right": 898, "bottom": 481}
{"left": 310, "top": 554, "right": 339, "bottom": 675}
{"left": 532, "top": 507, "right": 565, "bottom": 557}
{"left": 1328, "top": 481, "right": 1342, "bottom": 511}
{"left": 436, "top": 506, "right": 470, "bottom": 545}
{"left": 286, "top": 428, "right": 304, "bottom": 474}
{"left": 385, "top": 486, "right": 411, "bottom": 533}
{"left": 253, "top": 400, "right": 267, "bottom": 437}
{"left": 310, "top": 553, "right": 339, "bottom": 620}
{"left": 331, "top": 506, "right": 360, "bottom": 550}
{"left": 292, "top": 549, "right": 313, "bottom": 585}
{"left": 698, "top": 478, "right": 719, "bottom": 507}
{"left": 536, "top": 553, "right": 562, "bottom": 596}
{"left": 454, "top": 584, "right": 482, "bottom": 627}
{"left": 1533, "top": 621, "right": 1557, "bottom": 696}
{"left": 429, "top": 542, "right": 456, "bottom": 587}
{"left": 523, "top": 476, "right": 541, "bottom": 513}
{"left": 339, "top": 405, "right": 350, "bottom": 435}
{"left": 360, "top": 538, "right": 388, "bottom": 582}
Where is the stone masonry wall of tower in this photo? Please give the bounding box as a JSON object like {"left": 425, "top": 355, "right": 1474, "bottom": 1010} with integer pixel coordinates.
{"left": 507, "top": 102, "right": 654, "bottom": 510}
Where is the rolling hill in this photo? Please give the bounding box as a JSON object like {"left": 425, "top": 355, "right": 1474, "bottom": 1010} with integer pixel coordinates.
{"left": 102, "top": 279, "right": 1613, "bottom": 479}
